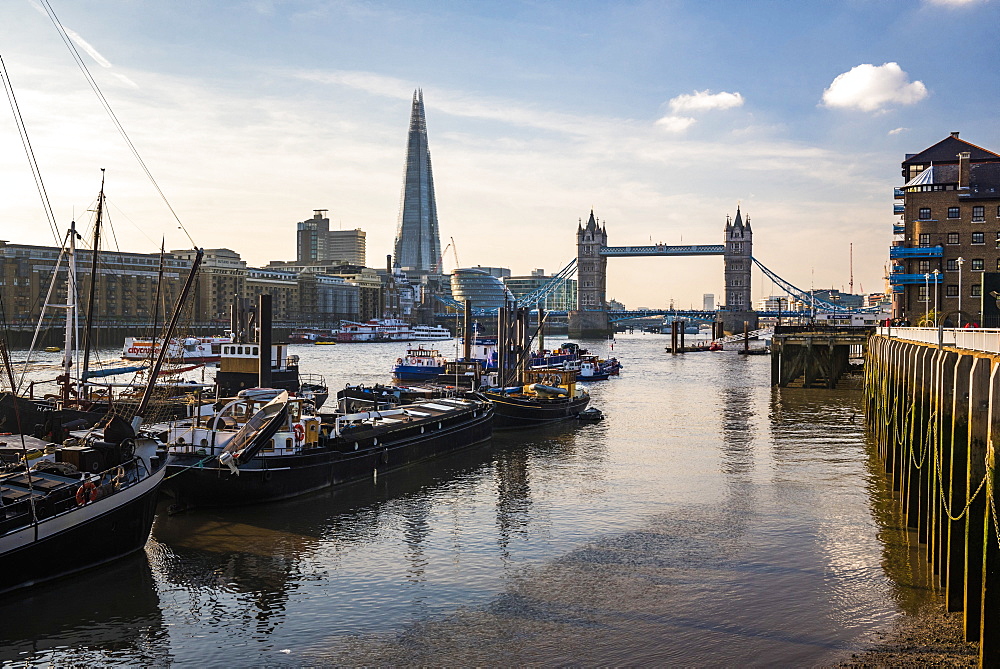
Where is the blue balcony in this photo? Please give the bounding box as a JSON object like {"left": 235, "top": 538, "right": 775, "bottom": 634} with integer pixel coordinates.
{"left": 893, "top": 204, "right": 905, "bottom": 214}
{"left": 893, "top": 224, "right": 905, "bottom": 234}
{"left": 894, "top": 187, "right": 904, "bottom": 199}
{"left": 888, "top": 273, "right": 944, "bottom": 285}
{"left": 892, "top": 285, "right": 904, "bottom": 293}
{"left": 889, "top": 245, "right": 943, "bottom": 259}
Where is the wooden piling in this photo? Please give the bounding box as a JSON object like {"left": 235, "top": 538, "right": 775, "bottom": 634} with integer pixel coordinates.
{"left": 866, "top": 334, "right": 999, "bottom": 663}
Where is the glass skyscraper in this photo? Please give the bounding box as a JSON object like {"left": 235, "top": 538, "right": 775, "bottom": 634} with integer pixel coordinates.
{"left": 393, "top": 89, "right": 442, "bottom": 275}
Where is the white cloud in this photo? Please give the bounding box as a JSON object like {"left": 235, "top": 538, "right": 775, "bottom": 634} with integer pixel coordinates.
{"left": 821, "top": 62, "right": 927, "bottom": 112}
{"left": 654, "top": 115, "right": 697, "bottom": 133}
{"left": 925, "top": 0, "right": 982, "bottom": 5}
{"left": 63, "top": 27, "right": 112, "bottom": 69}
{"left": 669, "top": 90, "right": 745, "bottom": 114}
{"left": 888, "top": 127, "right": 908, "bottom": 135}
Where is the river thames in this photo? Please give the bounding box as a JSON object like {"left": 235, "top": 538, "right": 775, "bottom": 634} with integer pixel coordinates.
{"left": 0, "top": 333, "right": 940, "bottom": 665}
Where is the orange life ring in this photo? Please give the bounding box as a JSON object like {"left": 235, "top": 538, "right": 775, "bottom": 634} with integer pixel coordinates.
{"left": 293, "top": 423, "right": 305, "bottom": 443}
{"left": 76, "top": 481, "right": 99, "bottom": 505}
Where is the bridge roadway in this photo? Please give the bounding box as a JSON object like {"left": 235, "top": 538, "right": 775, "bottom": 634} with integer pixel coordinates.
{"left": 600, "top": 244, "right": 726, "bottom": 257}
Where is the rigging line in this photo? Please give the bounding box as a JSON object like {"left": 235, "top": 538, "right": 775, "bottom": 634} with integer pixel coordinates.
{"left": 38, "top": 0, "right": 197, "bottom": 248}
{"left": 0, "top": 54, "right": 61, "bottom": 245}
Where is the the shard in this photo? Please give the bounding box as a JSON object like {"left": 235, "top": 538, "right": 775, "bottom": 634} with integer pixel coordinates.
{"left": 393, "top": 89, "right": 442, "bottom": 275}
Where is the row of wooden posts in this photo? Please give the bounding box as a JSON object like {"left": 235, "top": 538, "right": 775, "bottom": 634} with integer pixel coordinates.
{"left": 865, "top": 334, "right": 999, "bottom": 665}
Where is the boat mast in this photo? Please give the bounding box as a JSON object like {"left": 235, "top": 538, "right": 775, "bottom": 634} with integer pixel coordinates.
{"left": 81, "top": 169, "right": 105, "bottom": 394}
{"left": 148, "top": 237, "right": 165, "bottom": 369}
{"left": 132, "top": 248, "right": 203, "bottom": 429}
{"left": 60, "top": 220, "right": 80, "bottom": 403}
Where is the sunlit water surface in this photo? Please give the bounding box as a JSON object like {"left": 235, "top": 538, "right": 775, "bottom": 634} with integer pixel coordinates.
{"left": 1, "top": 334, "right": 934, "bottom": 665}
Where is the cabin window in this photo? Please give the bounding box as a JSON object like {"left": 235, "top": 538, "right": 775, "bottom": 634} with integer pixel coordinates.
{"left": 286, "top": 438, "right": 293, "bottom": 449}
{"left": 252, "top": 347, "right": 258, "bottom": 356}
{"left": 263, "top": 439, "right": 275, "bottom": 453}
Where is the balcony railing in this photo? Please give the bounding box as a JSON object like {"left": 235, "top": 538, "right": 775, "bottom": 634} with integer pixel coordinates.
{"left": 888, "top": 273, "right": 944, "bottom": 285}
{"left": 889, "top": 245, "right": 943, "bottom": 259}
{"left": 893, "top": 224, "right": 905, "bottom": 235}
{"left": 893, "top": 204, "right": 905, "bottom": 214}
{"left": 894, "top": 188, "right": 904, "bottom": 199}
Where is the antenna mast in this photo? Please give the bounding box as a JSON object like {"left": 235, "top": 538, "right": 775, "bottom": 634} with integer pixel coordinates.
{"left": 849, "top": 243, "right": 854, "bottom": 294}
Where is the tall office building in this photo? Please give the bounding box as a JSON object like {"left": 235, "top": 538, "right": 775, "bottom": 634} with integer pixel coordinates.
{"left": 296, "top": 210, "right": 365, "bottom": 266}
{"left": 393, "top": 90, "right": 442, "bottom": 275}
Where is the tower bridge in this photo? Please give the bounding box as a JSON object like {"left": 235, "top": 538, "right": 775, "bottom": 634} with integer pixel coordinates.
{"left": 569, "top": 208, "right": 755, "bottom": 337}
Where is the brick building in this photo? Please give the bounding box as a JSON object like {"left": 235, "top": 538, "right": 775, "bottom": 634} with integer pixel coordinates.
{"left": 892, "top": 132, "right": 1000, "bottom": 324}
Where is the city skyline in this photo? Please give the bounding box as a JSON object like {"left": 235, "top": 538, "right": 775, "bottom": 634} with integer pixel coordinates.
{"left": 0, "top": 1, "right": 997, "bottom": 309}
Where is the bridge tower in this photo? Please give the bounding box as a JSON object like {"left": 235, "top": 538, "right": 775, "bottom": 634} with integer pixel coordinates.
{"left": 568, "top": 210, "right": 611, "bottom": 337}
{"left": 722, "top": 206, "right": 758, "bottom": 333}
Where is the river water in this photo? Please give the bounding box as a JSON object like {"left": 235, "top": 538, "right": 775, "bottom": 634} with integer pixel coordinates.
{"left": 0, "top": 333, "right": 938, "bottom": 666}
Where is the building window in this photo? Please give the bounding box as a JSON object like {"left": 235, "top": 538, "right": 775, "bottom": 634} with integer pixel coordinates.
{"left": 973, "top": 206, "right": 985, "bottom": 221}
{"left": 973, "top": 232, "right": 985, "bottom": 244}
{"left": 918, "top": 260, "right": 930, "bottom": 272}
{"left": 946, "top": 259, "right": 958, "bottom": 271}
{"left": 947, "top": 232, "right": 960, "bottom": 245}
{"left": 972, "top": 258, "right": 984, "bottom": 271}
{"left": 919, "top": 208, "right": 932, "bottom": 220}
{"left": 946, "top": 285, "right": 959, "bottom": 297}
{"left": 917, "top": 286, "right": 928, "bottom": 302}
{"left": 972, "top": 284, "right": 982, "bottom": 297}
{"left": 918, "top": 233, "right": 930, "bottom": 246}
{"left": 948, "top": 207, "right": 960, "bottom": 219}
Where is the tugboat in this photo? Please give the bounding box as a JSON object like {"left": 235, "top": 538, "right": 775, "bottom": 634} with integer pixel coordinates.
{"left": 392, "top": 347, "right": 448, "bottom": 382}
{"left": 482, "top": 368, "right": 590, "bottom": 428}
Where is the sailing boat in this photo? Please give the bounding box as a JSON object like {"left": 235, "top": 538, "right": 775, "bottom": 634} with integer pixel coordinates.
{"left": 0, "top": 245, "right": 203, "bottom": 596}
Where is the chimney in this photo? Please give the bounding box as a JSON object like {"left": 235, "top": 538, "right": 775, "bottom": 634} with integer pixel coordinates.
{"left": 386, "top": 254, "right": 392, "bottom": 274}
{"left": 951, "top": 131, "right": 960, "bottom": 139}
{"left": 959, "top": 151, "right": 971, "bottom": 189}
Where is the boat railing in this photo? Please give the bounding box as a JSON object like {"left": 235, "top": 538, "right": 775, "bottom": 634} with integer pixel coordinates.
{"left": 0, "top": 454, "right": 149, "bottom": 536}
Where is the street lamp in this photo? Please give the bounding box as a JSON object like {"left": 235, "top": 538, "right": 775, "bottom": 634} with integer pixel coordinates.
{"left": 957, "top": 257, "right": 965, "bottom": 327}
{"left": 932, "top": 268, "right": 940, "bottom": 325}
{"left": 924, "top": 272, "right": 930, "bottom": 324}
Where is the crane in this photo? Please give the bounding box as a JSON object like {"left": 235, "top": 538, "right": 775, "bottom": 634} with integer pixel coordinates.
{"left": 436, "top": 237, "right": 461, "bottom": 273}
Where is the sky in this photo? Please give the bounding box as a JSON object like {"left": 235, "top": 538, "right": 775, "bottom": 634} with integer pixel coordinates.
{"left": 1, "top": 0, "right": 998, "bottom": 310}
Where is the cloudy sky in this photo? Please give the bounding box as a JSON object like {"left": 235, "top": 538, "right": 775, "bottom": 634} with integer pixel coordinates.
{"left": 1, "top": 0, "right": 997, "bottom": 309}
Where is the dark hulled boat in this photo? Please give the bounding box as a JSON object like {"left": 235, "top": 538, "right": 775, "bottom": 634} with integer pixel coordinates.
{"left": 0, "top": 426, "right": 166, "bottom": 596}
{"left": 156, "top": 390, "right": 494, "bottom": 509}
{"left": 482, "top": 368, "right": 590, "bottom": 428}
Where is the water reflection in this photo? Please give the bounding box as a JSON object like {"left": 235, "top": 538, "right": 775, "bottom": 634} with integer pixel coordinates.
{"left": 0, "top": 552, "right": 167, "bottom": 665}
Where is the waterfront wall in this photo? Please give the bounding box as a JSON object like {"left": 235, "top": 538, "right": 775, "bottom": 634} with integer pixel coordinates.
{"left": 865, "top": 333, "right": 1000, "bottom": 666}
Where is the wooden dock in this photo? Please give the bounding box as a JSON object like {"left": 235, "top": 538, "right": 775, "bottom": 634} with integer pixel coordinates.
{"left": 770, "top": 327, "right": 869, "bottom": 388}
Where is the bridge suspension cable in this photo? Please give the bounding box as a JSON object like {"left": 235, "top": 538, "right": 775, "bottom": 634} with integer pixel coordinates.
{"left": 517, "top": 258, "right": 577, "bottom": 309}
{"left": 751, "top": 257, "right": 880, "bottom": 314}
